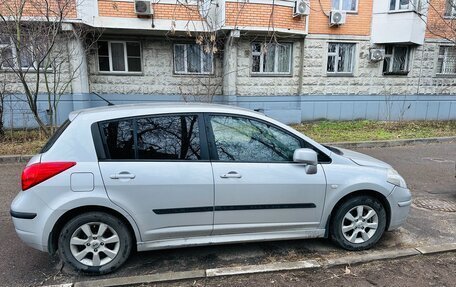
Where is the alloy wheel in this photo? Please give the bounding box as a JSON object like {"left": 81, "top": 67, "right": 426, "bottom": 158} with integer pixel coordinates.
{"left": 341, "top": 205, "right": 379, "bottom": 244}
{"left": 69, "top": 222, "right": 120, "bottom": 267}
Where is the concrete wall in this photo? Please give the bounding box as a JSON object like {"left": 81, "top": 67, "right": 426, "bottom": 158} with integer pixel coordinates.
{"left": 88, "top": 38, "right": 223, "bottom": 96}
{"left": 2, "top": 36, "right": 456, "bottom": 128}
{"left": 3, "top": 93, "right": 454, "bottom": 129}
{"left": 235, "top": 38, "right": 302, "bottom": 96}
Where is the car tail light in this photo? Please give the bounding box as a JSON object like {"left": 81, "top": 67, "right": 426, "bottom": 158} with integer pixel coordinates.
{"left": 21, "top": 162, "right": 76, "bottom": 191}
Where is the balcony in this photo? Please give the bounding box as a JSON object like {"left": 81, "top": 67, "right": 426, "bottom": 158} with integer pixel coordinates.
{"left": 371, "top": 0, "right": 426, "bottom": 45}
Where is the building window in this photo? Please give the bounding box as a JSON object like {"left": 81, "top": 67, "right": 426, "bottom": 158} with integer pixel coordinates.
{"left": 436, "top": 46, "right": 456, "bottom": 75}
{"left": 251, "top": 42, "right": 292, "bottom": 75}
{"left": 445, "top": 0, "right": 456, "bottom": 17}
{"left": 0, "top": 35, "right": 42, "bottom": 70}
{"left": 174, "top": 44, "right": 214, "bottom": 75}
{"left": 383, "top": 45, "right": 411, "bottom": 75}
{"left": 389, "top": 0, "right": 421, "bottom": 11}
{"left": 97, "top": 41, "right": 142, "bottom": 73}
{"left": 332, "top": 0, "right": 358, "bottom": 11}
{"left": 326, "top": 42, "right": 356, "bottom": 75}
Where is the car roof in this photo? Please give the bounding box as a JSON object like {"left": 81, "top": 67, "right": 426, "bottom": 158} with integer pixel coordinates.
{"left": 69, "top": 102, "right": 261, "bottom": 122}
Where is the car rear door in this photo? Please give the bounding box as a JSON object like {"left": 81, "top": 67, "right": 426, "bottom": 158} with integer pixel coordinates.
{"left": 206, "top": 114, "right": 328, "bottom": 235}
{"left": 96, "top": 113, "right": 214, "bottom": 242}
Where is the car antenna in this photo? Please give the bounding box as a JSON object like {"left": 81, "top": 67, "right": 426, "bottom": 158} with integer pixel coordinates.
{"left": 92, "top": 92, "right": 115, "bottom": 106}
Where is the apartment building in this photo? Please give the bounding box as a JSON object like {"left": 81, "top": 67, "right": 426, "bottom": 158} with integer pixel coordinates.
{"left": 1, "top": 0, "right": 455, "bottom": 126}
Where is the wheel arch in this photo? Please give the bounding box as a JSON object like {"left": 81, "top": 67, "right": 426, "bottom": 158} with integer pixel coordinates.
{"left": 324, "top": 190, "right": 391, "bottom": 237}
{"left": 48, "top": 205, "right": 139, "bottom": 255}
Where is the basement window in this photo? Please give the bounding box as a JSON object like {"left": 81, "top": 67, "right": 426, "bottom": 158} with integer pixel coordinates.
{"left": 251, "top": 42, "right": 292, "bottom": 75}
{"left": 436, "top": 46, "right": 456, "bottom": 75}
{"left": 97, "top": 41, "right": 142, "bottom": 73}
{"left": 173, "top": 43, "right": 214, "bottom": 75}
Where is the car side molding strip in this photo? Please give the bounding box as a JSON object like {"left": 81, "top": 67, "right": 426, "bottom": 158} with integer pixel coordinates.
{"left": 153, "top": 203, "right": 316, "bottom": 215}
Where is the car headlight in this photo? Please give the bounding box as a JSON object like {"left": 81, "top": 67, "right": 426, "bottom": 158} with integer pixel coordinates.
{"left": 387, "top": 168, "right": 407, "bottom": 188}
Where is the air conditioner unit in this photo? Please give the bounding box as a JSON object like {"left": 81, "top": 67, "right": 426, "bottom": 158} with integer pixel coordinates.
{"left": 369, "top": 48, "right": 385, "bottom": 62}
{"left": 330, "top": 10, "right": 346, "bottom": 25}
{"left": 135, "top": 0, "right": 153, "bottom": 15}
{"left": 294, "top": 0, "right": 310, "bottom": 17}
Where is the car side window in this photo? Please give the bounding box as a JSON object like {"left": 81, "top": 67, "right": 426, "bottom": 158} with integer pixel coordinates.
{"left": 99, "top": 115, "right": 202, "bottom": 160}
{"left": 136, "top": 115, "right": 201, "bottom": 160}
{"left": 101, "top": 120, "right": 135, "bottom": 159}
{"left": 209, "top": 115, "right": 301, "bottom": 162}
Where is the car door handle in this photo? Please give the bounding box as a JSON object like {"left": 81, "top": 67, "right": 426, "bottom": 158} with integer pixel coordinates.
{"left": 220, "top": 171, "right": 242, "bottom": 179}
{"left": 110, "top": 172, "right": 136, "bottom": 180}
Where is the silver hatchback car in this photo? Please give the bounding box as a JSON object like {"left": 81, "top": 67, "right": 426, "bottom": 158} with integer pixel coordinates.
{"left": 11, "top": 103, "right": 411, "bottom": 274}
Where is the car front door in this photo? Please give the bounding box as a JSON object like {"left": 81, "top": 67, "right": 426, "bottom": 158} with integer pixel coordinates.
{"left": 97, "top": 114, "right": 214, "bottom": 242}
{"left": 207, "top": 114, "right": 328, "bottom": 235}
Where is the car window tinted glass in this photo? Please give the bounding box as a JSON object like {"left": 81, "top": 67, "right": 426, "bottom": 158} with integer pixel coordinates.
{"left": 210, "top": 115, "right": 301, "bottom": 162}
{"left": 101, "top": 120, "right": 135, "bottom": 159}
{"left": 136, "top": 115, "right": 201, "bottom": 160}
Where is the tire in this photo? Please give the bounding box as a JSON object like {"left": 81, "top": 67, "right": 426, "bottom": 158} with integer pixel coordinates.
{"left": 330, "top": 196, "right": 387, "bottom": 251}
{"left": 58, "top": 212, "right": 132, "bottom": 275}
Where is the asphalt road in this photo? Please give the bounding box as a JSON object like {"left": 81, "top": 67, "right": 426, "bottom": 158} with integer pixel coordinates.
{"left": 0, "top": 142, "right": 455, "bottom": 286}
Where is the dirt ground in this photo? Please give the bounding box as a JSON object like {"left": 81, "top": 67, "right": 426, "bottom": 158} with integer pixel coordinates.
{"left": 144, "top": 252, "right": 456, "bottom": 287}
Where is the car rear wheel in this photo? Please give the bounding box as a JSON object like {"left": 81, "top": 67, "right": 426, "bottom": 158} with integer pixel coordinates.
{"left": 330, "top": 196, "right": 386, "bottom": 250}
{"left": 58, "top": 212, "right": 132, "bottom": 274}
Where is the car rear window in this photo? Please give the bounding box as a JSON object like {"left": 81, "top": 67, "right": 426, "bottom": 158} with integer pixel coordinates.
{"left": 40, "top": 120, "right": 71, "bottom": 153}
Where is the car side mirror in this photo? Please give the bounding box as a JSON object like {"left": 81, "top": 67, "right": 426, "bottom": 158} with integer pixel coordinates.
{"left": 293, "top": 148, "right": 318, "bottom": 174}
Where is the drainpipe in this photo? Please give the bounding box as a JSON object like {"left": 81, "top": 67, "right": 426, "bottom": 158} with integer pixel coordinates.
{"left": 298, "top": 14, "right": 309, "bottom": 95}
{"left": 417, "top": 43, "right": 425, "bottom": 95}
{"left": 297, "top": 35, "right": 306, "bottom": 95}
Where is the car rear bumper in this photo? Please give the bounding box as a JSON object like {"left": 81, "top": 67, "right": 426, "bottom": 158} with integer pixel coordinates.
{"left": 10, "top": 191, "right": 53, "bottom": 252}
{"left": 387, "top": 186, "right": 412, "bottom": 231}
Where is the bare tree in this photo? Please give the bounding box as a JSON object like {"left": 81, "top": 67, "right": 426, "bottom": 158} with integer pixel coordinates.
{"left": 165, "top": 0, "right": 285, "bottom": 103}
{"left": 425, "top": 0, "right": 456, "bottom": 43}
{"left": 0, "top": 0, "right": 99, "bottom": 135}
{"left": 0, "top": 70, "right": 6, "bottom": 137}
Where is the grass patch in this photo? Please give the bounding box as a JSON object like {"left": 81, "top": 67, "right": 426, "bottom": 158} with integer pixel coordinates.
{"left": 291, "top": 120, "right": 456, "bottom": 143}
{"left": 0, "top": 130, "right": 47, "bottom": 156}
{"left": 0, "top": 120, "right": 455, "bottom": 156}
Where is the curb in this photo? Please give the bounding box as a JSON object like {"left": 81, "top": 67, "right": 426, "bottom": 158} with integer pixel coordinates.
{"left": 43, "top": 243, "right": 456, "bottom": 287}
{"left": 0, "top": 154, "right": 33, "bottom": 163}
{"left": 327, "top": 136, "right": 456, "bottom": 149}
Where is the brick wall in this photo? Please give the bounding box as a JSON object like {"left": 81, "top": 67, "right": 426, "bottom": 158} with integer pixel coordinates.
{"left": 426, "top": 0, "right": 456, "bottom": 40}
{"left": 98, "top": 0, "right": 203, "bottom": 21}
{"left": 308, "top": 0, "right": 372, "bottom": 36}
{"left": 224, "top": 2, "right": 306, "bottom": 31}
{"left": 0, "top": 0, "right": 77, "bottom": 18}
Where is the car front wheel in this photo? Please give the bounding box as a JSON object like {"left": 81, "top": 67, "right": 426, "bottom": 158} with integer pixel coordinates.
{"left": 330, "top": 196, "right": 387, "bottom": 250}
{"left": 58, "top": 212, "right": 132, "bottom": 274}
